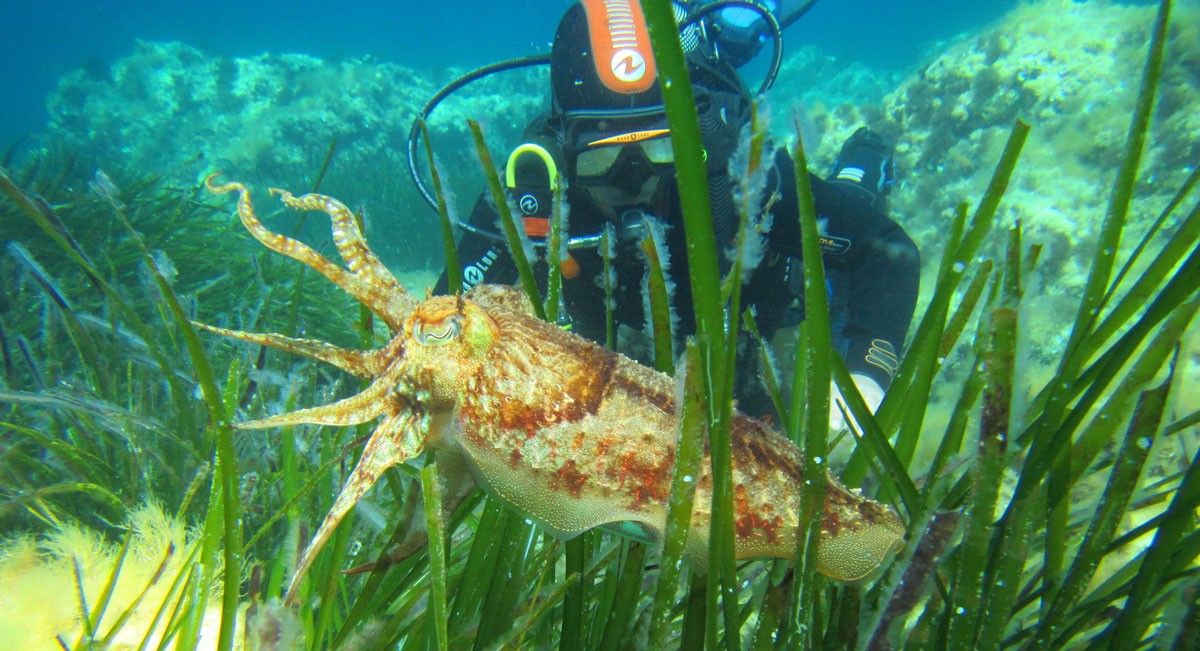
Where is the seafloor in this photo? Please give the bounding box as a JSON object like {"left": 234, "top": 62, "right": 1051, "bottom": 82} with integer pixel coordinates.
{"left": 1, "top": 0, "right": 1197, "bottom": 647}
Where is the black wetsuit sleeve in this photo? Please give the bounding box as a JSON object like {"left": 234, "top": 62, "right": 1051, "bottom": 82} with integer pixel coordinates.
{"left": 769, "top": 150, "right": 920, "bottom": 388}
{"left": 433, "top": 192, "right": 518, "bottom": 295}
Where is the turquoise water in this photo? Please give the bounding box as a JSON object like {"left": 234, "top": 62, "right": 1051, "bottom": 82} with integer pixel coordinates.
{"left": 2, "top": 0, "right": 1017, "bottom": 149}
{"left": 1, "top": 1, "right": 1197, "bottom": 646}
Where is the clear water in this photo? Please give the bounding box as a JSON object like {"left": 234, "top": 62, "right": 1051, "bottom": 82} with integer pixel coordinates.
{"left": 2, "top": 0, "right": 1018, "bottom": 148}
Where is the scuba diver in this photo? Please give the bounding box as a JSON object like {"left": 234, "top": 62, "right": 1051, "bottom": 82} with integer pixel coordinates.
{"left": 430, "top": 0, "right": 920, "bottom": 426}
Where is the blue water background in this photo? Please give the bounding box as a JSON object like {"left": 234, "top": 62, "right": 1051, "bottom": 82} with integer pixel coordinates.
{"left": 2, "top": 0, "right": 1020, "bottom": 149}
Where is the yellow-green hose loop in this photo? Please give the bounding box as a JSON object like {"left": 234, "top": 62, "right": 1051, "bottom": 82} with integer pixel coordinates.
{"left": 505, "top": 143, "right": 561, "bottom": 190}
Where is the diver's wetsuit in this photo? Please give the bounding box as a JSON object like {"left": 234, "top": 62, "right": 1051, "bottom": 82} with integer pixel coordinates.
{"left": 435, "top": 142, "right": 920, "bottom": 413}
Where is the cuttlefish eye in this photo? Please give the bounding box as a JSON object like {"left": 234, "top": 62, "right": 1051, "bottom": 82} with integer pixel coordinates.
{"left": 413, "top": 314, "right": 463, "bottom": 346}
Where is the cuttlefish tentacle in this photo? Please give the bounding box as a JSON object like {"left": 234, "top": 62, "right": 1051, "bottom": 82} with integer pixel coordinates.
{"left": 204, "top": 175, "right": 414, "bottom": 330}
{"left": 204, "top": 176, "right": 365, "bottom": 303}
{"left": 270, "top": 189, "right": 402, "bottom": 294}
{"left": 191, "top": 321, "right": 386, "bottom": 379}
{"left": 235, "top": 359, "right": 405, "bottom": 430}
{"left": 343, "top": 448, "right": 480, "bottom": 576}
{"left": 285, "top": 409, "right": 429, "bottom": 603}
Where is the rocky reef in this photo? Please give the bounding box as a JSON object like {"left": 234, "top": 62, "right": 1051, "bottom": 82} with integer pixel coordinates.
{"left": 40, "top": 40, "right": 543, "bottom": 276}
{"left": 863, "top": 0, "right": 1200, "bottom": 457}
{"left": 37, "top": 2, "right": 1199, "bottom": 236}
{"left": 763, "top": 0, "right": 1198, "bottom": 458}
{"left": 44, "top": 40, "right": 542, "bottom": 190}
{"left": 880, "top": 0, "right": 1198, "bottom": 286}
{"left": 31, "top": 0, "right": 1200, "bottom": 414}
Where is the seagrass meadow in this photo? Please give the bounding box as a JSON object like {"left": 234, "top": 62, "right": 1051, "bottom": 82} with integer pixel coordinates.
{"left": 1, "top": 0, "right": 1199, "bottom": 648}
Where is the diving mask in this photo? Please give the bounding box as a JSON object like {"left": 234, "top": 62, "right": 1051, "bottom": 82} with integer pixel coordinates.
{"left": 575, "top": 128, "right": 675, "bottom": 179}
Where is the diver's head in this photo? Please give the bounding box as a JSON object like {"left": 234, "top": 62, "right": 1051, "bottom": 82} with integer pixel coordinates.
{"left": 550, "top": 0, "right": 663, "bottom": 115}
{"left": 550, "top": 1, "right": 750, "bottom": 220}
{"left": 551, "top": 0, "right": 675, "bottom": 218}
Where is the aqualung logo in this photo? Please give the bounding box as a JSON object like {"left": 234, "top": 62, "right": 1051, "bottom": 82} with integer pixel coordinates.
{"left": 462, "top": 248, "right": 498, "bottom": 291}
{"left": 611, "top": 49, "right": 646, "bottom": 82}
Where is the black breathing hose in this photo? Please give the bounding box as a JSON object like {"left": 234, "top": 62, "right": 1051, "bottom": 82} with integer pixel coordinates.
{"left": 679, "top": 0, "right": 783, "bottom": 94}
{"left": 407, "top": 55, "right": 550, "bottom": 210}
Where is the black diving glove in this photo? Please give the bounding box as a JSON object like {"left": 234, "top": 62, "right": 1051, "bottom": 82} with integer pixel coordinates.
{"left": 827, "top": 127, "right": 896, "bottom": 209}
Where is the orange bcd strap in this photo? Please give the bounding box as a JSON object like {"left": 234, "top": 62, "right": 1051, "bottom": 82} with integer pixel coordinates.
{"left": 522, "top": 217, "right": 550, "bottom": 238}
{"left": 522, "top": 217, "right": 581, "bottom": 279}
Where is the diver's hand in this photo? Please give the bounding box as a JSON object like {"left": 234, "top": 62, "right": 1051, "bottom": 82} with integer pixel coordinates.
{"left": 829, "top": 373, "right": 884, "bottom": 433}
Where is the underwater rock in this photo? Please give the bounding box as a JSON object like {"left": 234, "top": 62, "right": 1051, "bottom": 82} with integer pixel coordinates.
{"left": 43, "top": 40, "right": 542, "bottom": 187}
{"left": 865, "top": 0, "right": 1198, "bottom": 396}
{"left": 879, "top": 0, "right": 1198, "bottom": 256}
{"left": 759, "top": 0, "right": 1199, "bottom": 445}
{"left": 769, "top": 1, "right": 1197, "bottom": 309}
{"left": 767, "top": 45, "right": 902, "bottom": 160}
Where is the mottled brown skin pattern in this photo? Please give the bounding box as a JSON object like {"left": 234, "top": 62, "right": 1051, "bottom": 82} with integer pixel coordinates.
{"left": 200, "top": 178, "right": 907, "bottom": 603}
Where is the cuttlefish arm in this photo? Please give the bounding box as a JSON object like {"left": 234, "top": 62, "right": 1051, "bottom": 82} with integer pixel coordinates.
{"left": 190, "top": 322, "right": 388, "bottom": 379}
{"left": 205, "top": 175, "right": 417, "bottom": 331}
